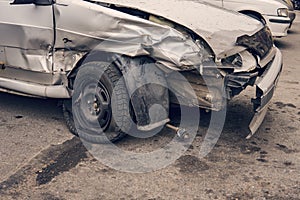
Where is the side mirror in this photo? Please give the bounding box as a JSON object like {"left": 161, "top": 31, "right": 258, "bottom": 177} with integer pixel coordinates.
{"left": 11, "top": 0, "right": 55, "bottom": 6}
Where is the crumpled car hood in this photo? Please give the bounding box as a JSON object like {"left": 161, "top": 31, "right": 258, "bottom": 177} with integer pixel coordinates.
{"left": 96, "top": 0, "right": 263, "bottom": 57}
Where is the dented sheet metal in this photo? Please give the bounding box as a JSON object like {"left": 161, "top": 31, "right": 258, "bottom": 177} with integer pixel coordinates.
{"left": 0, "top": 1, "right": 53, "bottom": 73}
{"left": 93, "top": 0, "right": 263, "bottom": 58}
{"left": 0, "top": 0, "right": 263, "bottom": 76}
{"left": 53, "top": 0, "right": 263, "bottom": 71}
{"left": 0, "top": 0, "right": 283, "bottom": 137}
{"left": 54, "top": 0, "right": 205, "bottom": 71}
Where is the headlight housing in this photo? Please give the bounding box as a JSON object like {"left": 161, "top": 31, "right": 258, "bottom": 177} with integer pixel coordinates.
{"left": 236, "top": 27, "right": 273, "bottom": 59}
{"left": 277, "top": 8, "right": 289, "bottom": 17}
{"left": 222, "top": 51, "right": 257, "bottom": 72}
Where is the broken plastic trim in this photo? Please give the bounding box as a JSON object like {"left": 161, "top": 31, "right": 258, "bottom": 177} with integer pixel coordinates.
{"left": 225, "top": 71, "right": 258, "bottom": 98}
{"left": 247, "top": 48, "right": 282, "bottom": 138}
{"left": 236, "top": 26, "right": 273, "bottom": 59}
{"left": 247, "top": 103, "right": 269, "bottom": 139}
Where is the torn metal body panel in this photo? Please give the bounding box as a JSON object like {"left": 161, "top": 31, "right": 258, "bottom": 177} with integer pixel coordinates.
{"left": 53, "top": 0, "right": 208, "bottom": 71}
{"left": 167, "top": 69, "right": 226, "bottom": 111}
{"left": 0, "top": 0, "right": 283, "bottom": 138}
{"left": 115, "top": 56, "right": 170, "bottom": 131}
{"left": 95, "top": 0, "right": 263, "bottom": 58}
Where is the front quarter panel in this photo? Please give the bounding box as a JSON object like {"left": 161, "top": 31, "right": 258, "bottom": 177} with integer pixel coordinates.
{"left": 53, "top": 0, "right": 205, "bottom": 71}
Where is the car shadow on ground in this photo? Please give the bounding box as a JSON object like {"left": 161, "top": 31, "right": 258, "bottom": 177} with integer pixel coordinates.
{"left": 116, "top": 99, "right": 254, "bottom": 150}
{"left": 274, "top": 39, "right": 293, "bottom": 49}
{"left": 0, "top": 92, "right": 62, "bottom": 120}
{"left": 0, "top": 91, "right": 260, "bottom": 153}
{"left": 0, "top": 91, "right": 275, "bottom": 189}
{"left": 287, "top": 29, "right": 299, "bottom": 34}
{"left": 0, "top": 88, "right": 261, "bottom": 145}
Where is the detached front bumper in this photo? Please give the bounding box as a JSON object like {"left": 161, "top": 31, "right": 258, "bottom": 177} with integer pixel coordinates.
{"left": 247, "top": 47, "right": 283, "bottom": 138}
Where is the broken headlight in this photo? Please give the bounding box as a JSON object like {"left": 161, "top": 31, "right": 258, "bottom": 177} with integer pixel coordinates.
{"left": 236, "top": 26, "right": 273, "bottom": 59}
{"left": 223, "top": 54, "right": 242, "bottom": 67}
{"left": 222, "top": 50, "right": 257, "bottom": 72}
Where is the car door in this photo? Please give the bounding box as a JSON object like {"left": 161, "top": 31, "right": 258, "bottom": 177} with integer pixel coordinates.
{"left": 0, "top": 0, "right": 54, "bottom": 84}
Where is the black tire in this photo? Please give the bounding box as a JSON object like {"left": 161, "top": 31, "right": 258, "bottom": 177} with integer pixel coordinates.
{"left": 64, "top": 61, "right": 131, "bottom": 143}
{"left": 62, "top": 99, "right": 78, "bottom": 136}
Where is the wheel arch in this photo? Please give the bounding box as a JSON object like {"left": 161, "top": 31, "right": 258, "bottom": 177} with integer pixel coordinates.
{"left": 67, "top": 51, "right": 124, "bottom": 90}
{"left": 66, "top": 51, "right": 171, "bottom": 132}
{"left": 239, "top": 10, "right": 266, "bottom": 24}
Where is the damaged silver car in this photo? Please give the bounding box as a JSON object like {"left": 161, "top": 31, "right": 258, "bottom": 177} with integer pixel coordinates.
{"left": 0, "top": 0, "right": 282, "bottom": 142}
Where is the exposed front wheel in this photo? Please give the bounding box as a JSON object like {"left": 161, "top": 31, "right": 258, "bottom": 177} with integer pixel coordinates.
{"left": 63, "top": 61, "right": 131, "bottom": 143}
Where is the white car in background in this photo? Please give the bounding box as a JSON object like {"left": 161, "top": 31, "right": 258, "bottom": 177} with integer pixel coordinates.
{"left": 203, "top": 0, "right": 293, "bottom": 37}
{"left": 278, "top": 0, "right": 296, "bottom": 27}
